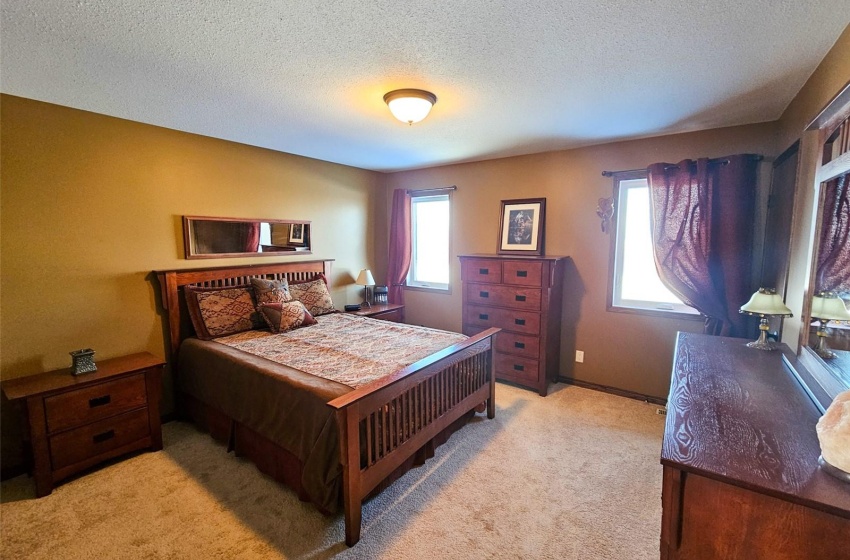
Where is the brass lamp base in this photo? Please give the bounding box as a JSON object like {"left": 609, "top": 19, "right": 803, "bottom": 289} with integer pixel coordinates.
{"left": 746, "top": 318, "right": 776, "bottom": 351}
{"left": 814, "top": 323, "right": 836, "bottom": 359}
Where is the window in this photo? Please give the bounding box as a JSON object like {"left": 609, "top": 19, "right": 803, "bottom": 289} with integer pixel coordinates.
{"left": 609, "top": 174, "right": 698, "bottom": 316}
{"left": 407, "top": 192, "right": 451, "bottom": 291}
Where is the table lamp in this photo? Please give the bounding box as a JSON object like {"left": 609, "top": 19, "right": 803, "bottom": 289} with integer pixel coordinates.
{"left": 810, "top": 292, "right": 850, "bottom": 359}
{"left": 356, "top": 269, "right": 375, "bottom": 308}
{"left": 739, "top": 288, "right": 793, "bottom": 350}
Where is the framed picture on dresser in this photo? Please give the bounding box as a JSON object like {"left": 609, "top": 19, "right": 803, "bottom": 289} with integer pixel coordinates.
{"left": 498, "top": 198, "right": 546, "bottom": 255}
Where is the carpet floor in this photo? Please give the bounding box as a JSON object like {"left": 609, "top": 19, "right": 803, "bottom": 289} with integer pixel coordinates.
{"left": 1, "top": 384, "right": 666, "bottom": 559}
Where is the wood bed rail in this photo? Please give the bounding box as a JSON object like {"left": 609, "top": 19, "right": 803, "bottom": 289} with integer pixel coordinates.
{"left": 329, "top": 327, "right": 499, "bottom": 546}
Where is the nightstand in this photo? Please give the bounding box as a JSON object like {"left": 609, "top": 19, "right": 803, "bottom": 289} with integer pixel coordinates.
{"left": 346, "top": 303, "right": 405, "bottom": 323}
{"left": 1, "top": 352, "right": 164, "bottom": 497}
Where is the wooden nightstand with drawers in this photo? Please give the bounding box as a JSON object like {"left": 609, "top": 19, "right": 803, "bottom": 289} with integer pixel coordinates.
{"left": 1, "top": 352, "right": 164, "bottom": 497}
{"left": 346, "top": 303, "right": 405, "bottom": 323}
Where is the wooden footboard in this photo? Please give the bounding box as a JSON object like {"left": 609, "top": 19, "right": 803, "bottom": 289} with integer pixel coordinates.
{"left": 328, "top": 327, "right": 499, "bottom": 546}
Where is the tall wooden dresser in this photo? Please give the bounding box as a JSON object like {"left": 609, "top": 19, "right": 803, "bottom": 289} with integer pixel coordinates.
{"left": 459, "top": 254, "right": 567, "bottom": 396}
{"left": 661, "top": 333, "right": 850, "bottom": 560}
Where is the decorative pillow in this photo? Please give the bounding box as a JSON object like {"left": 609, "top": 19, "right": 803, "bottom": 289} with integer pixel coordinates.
{"left": 258, "top": 301, "right": 318, "bottom": 333}
{"left": 289, "top": 274, "right": 336, "bottom": 316}
{"left": 185, "top": 286, "right": 262, "bottom": 340}
{"left": 250, "top": 277, "right": 292, "bottom": 305}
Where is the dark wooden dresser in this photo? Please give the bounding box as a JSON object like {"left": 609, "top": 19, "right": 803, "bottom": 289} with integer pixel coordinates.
{"left": 459, "top": 254, "right": 567, "bottom": 396}
{"left": 661, "top": 333, "right": 850, "bottom": 560}
{"left": 2, "top": 352, "right": 164, "bottom": 497}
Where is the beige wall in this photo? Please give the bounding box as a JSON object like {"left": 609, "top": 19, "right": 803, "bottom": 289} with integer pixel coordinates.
{"left": 0, "top": 95, "right": 381, "bottom": 466}
{"left": 778, "top": 26, "right": 850, "bottom": 351}
{"left": 380, "top": 123, "right": 778, "bottom": 400}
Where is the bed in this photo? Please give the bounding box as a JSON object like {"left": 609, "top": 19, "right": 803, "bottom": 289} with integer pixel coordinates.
{"left": 155, "top": 260, "right": 498, "bottom": 545}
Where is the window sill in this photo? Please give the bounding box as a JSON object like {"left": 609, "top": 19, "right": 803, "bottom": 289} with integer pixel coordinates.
{"left": 606, "top": 304, "right": 704, "bottom": 321}
{"left": 404, "top": 284, "right": 452, "bottom": 295}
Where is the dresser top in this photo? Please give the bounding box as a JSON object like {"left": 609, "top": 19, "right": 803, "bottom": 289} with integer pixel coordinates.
{"left": 459, "top": 254, "right": 570, "bottom": 261}
{"left": 662, "top": 332, "right": 850, "bottom": 518}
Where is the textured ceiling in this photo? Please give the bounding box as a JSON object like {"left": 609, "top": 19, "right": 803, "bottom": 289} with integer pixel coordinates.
{"left": 1, "top": 2, "right": 848, "bottom": 172}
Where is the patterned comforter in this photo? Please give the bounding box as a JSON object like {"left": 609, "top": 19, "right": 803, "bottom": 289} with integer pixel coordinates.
{"left": 214, "top": 313, "right": 467, "bottom": 388}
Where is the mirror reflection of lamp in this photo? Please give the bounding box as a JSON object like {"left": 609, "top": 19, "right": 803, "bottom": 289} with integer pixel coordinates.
{"left": 811, "top": 292, "right": 850, "bottom": 359}
{"left": 739, "top": 288, "right": 793, "bottom": 351}
{"left": 356, "top": 269, "right": 376, "bottom": 308}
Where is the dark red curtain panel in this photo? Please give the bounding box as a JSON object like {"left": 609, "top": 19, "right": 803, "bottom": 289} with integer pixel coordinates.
{"left": 816, "top": 173, "right": 850, "bottom": 294}
{"left": 647, "top": 155, "right": 758, "bottom": 337}
{"left": 387, "top": 189, "right": 412, "bottom": 304}
{"left": 244, "top": 222, "right": 261, "bottom": 253}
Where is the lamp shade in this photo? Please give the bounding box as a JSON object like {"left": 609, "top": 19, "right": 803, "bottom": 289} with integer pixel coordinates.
{"left": 356, "top": 269, "right": 375, "bottom": 286}
{"left": 739, "top": 288, "right": 793, "bottom": 317}
{"left": 383, "top": 89, "right": 437, "bottom": 124}
{"left": 811, "top": 293, "right": 850, "bottom": 321}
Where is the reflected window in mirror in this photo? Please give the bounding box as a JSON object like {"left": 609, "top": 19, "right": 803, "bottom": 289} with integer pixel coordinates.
{"left": 183, "top": 216, "right": 312, "bottom": 259}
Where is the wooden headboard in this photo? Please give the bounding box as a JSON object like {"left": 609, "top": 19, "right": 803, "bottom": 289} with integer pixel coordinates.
{"left": 155, "top": 260, "right": 334, "bottom": 362}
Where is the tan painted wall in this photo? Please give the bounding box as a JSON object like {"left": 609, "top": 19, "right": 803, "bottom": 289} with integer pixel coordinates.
{"left": 0, "top": 95, "right": 381, "bottom": 466}
{"left": 380, "top": 123, "right": 778, "bottom": 400}
{"left": 778, "top": 25, "right": 850, "bottom": 351}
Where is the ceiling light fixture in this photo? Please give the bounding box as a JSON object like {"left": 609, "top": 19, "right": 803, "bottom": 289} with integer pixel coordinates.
{"left": 383, "top": 89, "right": 437, "bottom": 125}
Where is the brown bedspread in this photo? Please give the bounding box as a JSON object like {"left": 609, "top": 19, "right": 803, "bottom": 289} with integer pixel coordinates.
{"left": 177, "top": 314, "right": 467, "bottom": 513}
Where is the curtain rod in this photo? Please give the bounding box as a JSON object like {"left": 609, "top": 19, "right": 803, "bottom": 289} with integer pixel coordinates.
{"left": 601, "top": 154, "right": 764, "bottom": 177}
{"left": 406, "top": 185, "right": 457, "bottom": 194}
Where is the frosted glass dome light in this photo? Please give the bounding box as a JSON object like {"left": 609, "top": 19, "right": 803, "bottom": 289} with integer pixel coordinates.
{"left": 383, "top": 89, "right": 437, "bottom": 125}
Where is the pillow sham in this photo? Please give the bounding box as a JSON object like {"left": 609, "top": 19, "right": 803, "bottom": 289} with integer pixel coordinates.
{"left": 185, "top": 286, "right": 262, "bottom": 340}
{"left": 289, "top": 274, "right": 336, "bottom": 316}
{"left": 250, "top": 277, "right": 293, "bottom": 305}
{"left": 258, "top": 301, "right": 318, "bottom": 333}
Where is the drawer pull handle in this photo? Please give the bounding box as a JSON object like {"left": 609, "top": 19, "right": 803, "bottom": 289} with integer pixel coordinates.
{"left": 479, "top": 313, "right": 489, "bottom": 320}
{"left": 514, "top": 342, "right": 525, "bottom": 349}
{"left": 480, "top": 291, "right": 489, "bottom": 298}
{"left": 513, "top": 364, "right": 525, "bottom": 372}
{"left": 515, "top": 295, "right": 526, "bottom": 302}
{"left": 89, "top": 395, "right": 111, "bottom": 408}
{"left": 514, "top": 318, "right": 526, "bottom": 326}
{"left": 92, "top": 430, "right": 115, "bottom": 444}
{"left": 479, "top": 268, "right": 489, "bottom": 275}
{"left": 516, "top": 270, "right": 528, "bottom": 277}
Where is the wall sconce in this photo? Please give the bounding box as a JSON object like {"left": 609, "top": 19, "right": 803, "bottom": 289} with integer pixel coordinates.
{"left": 383, "top": 89, "right": 437, "bottom": 125}
{"left": 739, "top": 288, "right": 793, "bottom": 350}
{"left": 356, "top": 269, "right": 376, "bottom": 308}
{"left": 811, "top": 292, "right": 850, "bottom": 359}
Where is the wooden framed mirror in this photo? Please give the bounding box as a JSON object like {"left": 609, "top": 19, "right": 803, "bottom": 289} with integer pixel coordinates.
{"left": 183, "top": 216, "right": 312, "bottom": 259}
{"left": 795, "top": 82, "right": 850, "bottom": 411}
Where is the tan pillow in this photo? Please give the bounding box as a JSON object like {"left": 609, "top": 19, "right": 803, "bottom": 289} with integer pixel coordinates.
{"left": 289, "top": 274, "right": 336, "bottom": 316}
{"left": 250, "top": 277, "right": 292, "bottom": 305}
{"left": 185, "top": 286, "right": 261, "bottom": 340}
{"left": 258, "top": 301, "right": 318, "bottom": 333}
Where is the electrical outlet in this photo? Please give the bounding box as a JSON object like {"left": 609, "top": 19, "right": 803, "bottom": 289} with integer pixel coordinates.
{"left": 575, "top": 350, "right": 584, "bottom": 363}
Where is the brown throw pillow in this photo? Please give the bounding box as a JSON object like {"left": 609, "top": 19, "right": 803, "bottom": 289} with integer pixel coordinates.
{"left": 185, "top": 286, "right": 261, "bottom": 340}
{"left": 289, "top": 274, "right": 336, "bottom": 316}
{"left": 258, "top": 301, "right": 318, "bottom": 333}
{"left": 250, "top": 277, "right": 292, "bottom": 305}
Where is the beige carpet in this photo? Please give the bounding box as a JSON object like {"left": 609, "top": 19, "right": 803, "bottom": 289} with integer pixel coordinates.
{"left": 1, "top": 384, "right": 666, "bottom": 559}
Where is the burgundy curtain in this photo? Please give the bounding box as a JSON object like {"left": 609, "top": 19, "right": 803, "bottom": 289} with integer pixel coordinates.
{"left": 387, "top": 189, "right": 412, "bottom": 304}
{"left": 816, "top": 173, "right": 850, "bottom": 294}
{"left": 647, "top": 155, "right": 759, "bottom": 337}
{"left": 243, "top": 222, "right": 261, "bottom": 253}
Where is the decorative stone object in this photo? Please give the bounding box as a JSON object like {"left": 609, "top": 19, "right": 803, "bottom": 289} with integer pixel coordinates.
{"left": 70, "top": 348, "right": 97, "bottom": 375}
{"left": 817, "top": 389, "right": 850, "bottom": 482}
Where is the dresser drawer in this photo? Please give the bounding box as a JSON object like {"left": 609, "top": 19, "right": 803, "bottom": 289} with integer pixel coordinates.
{"left": 502, "top": 260, "right": 543, "bottom": 286}
{"left": 495, "top": 353, "right": 540, "bottom": 383}
{"left": 464, "top": 305, "right": 541, "bottom": 336}
{"left": 45, "top": 373, "right": 148, "bottom": 433}
{"left": 494, "top": 331, "right": 540, "bottom": 359}
{"left": 49, "top": 408, "right": 151, "bottom": 470}
{"left": 462, "top": 259, "right": 502, "bottom": 284}
{"left": 466, "top": 283, "right": 541, "bottom": 310}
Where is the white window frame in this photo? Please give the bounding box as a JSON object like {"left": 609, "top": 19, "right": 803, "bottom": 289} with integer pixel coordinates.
{"left": 407, "top": 191, "right": 451, "bottom": 292}
{"left": 608, "top": 172, "right": 700, "bottom": 319}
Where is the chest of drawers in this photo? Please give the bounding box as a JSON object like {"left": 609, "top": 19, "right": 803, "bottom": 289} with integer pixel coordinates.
{"left": 1, "top": 352, "right": 164, "bottom": 497}
{"left": 459, "top": 254, "right": 567, "bottom": 395}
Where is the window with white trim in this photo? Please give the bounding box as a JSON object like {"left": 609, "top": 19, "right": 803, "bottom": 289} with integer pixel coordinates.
{"left": 610, "top": 175, "right": 698, "bottom": 316}
{"left": 407, "top": 193, "right": 450, "bottom": 291}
